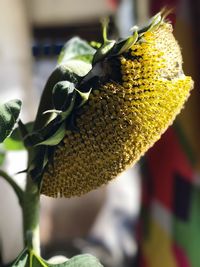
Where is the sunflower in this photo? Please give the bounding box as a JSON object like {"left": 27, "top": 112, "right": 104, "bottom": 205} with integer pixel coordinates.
{"left": 28, "top": 11, "right": 193, "bottom": 198}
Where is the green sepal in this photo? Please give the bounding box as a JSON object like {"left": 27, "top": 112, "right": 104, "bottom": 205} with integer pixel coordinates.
{"left": 28, "top": 67, "right": 92, "bottom": 183}
{"left": 34, "top": 123, "right": 66, "bottom": 146}
{"left": 27, "top": 79, "right": 92, "bottom": 149}
{"left": 26, "top": 85, "right": 76, "bottom": 147}
{"left": 147, "top": 11, "right": 162, "bottom": 31}
{"left": 27, "top": 86, "right": 92, "bottom": 182}
{"left": 43, "top": 110, "right": 62, "bottom": 115}
{"left": 92, "top": 18, "right": 115, "bottom": 64}
{"left": 28, "top": 27, "right": 108, "bottom": 184}
{"left": 59, "top": 92, "right": 76, "bottom": 121}
{"left": 0, "top": 99, "right": 22, "bottom": 143}
{"left": 75, "top": 87, "right": 92, "bottom": 108}
{"left": 24, "top": 117, "right": 62, "bottom": 147}
{"left": 91, "top": 11, "right": 164, "bottom": 64}
{"left": 137, "top": 11, "right": 162, "bottom": 36}
{"left": 90, "top": 41, "right": 101, "bottom": 49}
{"left": 92, "top": 41, "right": 115, "bottom": 64}
{"left": 105, "top": 29, "right": 139, "bottom": 59}
{"left": 28, "top": 144, "right": 54, "bottom": 183}
{"left": 52, "top": 81, "right": 75, "bottom": 110}
{"left": 117, "top": 30, "right": 138, "bottom": 55}
{"left": 33, "top": 65, "right": 79, "bottom": 132}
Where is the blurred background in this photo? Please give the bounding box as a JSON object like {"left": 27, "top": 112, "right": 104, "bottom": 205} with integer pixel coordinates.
{"left": 0, "top": 0, "right": 199, "bottom": 267}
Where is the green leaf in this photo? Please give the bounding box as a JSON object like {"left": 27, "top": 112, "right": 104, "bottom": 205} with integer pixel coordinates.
{"left": 33, "top": 253, "right": 103, "bottom": 267}
{"left": 3, "top": 121, "right": 33, "bottom": 150}
{"left": 62, "top": 60, "right": 92, "bottom": 77}
{"left": 45, "top": 256, "right": 68, "bottom": 265}
{"left": 0, "top": 99, "right": 22, "bottom": 143}
{"left": 3, "top": 136, "right": 25, "bottom": 150}
{"left": 58, "top": 38, "right": 96, "bottom": 78}
{"left": 12, "top": 250, "right": 103, "bottom": 267}
{"left": 47, "top": 254, "right": 103, "bottom": 267}
{"left": 32, "top": 254, "right": 48, "bottom": 267}
{"left": 0, "top": 151, "right": 5, "bottom": 166}
{"left": 11, "top": 249, "right": 28, "bottom": 267}
{"left": 58, "top": 37, "right": 96, "bottom": 65}
{"left": 0, "top": 144, "right": 5, "bottom": 166}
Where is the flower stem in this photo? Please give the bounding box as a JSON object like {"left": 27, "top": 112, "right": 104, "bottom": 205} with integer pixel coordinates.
{"left": 22, "top": 175, "right": 40, "bottom": 255}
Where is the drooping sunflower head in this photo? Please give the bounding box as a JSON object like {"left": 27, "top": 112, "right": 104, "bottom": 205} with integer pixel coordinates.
{"left": 29, "top": 11, "right": 193, "bottom": 198}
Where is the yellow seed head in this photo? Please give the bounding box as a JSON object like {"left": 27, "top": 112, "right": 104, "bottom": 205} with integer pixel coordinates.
{"left": 41, "top": 21, "right": 193, "bottom": 198}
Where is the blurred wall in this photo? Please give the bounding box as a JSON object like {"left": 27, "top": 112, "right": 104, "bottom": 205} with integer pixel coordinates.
{"left": 28, "top": 0, "right": 114, "bottom": 26}
{"left": 0, "top": 0, "right": 34, "bottom": 264}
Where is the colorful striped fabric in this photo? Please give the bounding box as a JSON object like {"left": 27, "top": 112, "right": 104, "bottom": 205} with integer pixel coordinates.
{"left": 138, "top": 124, "right": 200, "bottom": 267}
{"left": 137, "top": 0, "right": 200, "bottom": 266}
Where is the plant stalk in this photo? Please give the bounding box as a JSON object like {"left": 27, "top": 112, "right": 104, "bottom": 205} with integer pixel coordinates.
{"left": 22, "top": 175, "right": 40, "bottom": 255}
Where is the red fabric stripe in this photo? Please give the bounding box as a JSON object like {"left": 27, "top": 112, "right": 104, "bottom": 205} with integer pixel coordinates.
{"left": 146, "top": 127, "right": 193, "bottom": 210}
{"left": 173, "top": 244, "right": 191, "bottom": 267}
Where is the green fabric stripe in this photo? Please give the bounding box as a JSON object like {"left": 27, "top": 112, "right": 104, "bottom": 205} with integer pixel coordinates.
{"left": 173, "top": 121, "right": 196, "bottom": 166}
